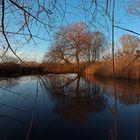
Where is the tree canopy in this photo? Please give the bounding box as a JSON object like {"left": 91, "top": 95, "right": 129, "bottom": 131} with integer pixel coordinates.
{"left": 44, "top": 22, "right": 107, "bottom": 64}
{"left": 120, "top": 34, "right": 140, "bottom": 55}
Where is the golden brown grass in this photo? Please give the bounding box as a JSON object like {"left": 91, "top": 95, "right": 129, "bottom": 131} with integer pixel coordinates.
{"left": 1, "top": 56, "right": 139, "bottom": 80}
{"left": 83, "top": 56, "right": 140, "bottom": 80}
{"left": 40, "top": 62, "right": 90, "bottom": 74}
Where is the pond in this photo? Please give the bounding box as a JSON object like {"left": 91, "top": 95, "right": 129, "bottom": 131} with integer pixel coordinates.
{"left": 0, "top": 74, "right": 140, "bottom": 140}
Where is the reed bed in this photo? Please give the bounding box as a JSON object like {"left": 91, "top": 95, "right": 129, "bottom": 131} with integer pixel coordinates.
{"left": 40, "top": 62, "right": 90, "bottom": 74}
{"left": 0, "top": 56, "right": 139, "bottom": 80}
{"left": 83, "top": 56, "right": 140, "bottom": 80}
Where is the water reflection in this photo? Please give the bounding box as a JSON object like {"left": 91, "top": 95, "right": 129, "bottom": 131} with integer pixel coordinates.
{"left": 43, "top": 74, "right": 106, "bottom": 123}
{"left": 0, "top": 75, "right": 139, "bottom": 140}
{"left": 0, "top": 77, "right": 20, "bottom": 89}
{"left": 84, "top": 75, "right": 140, "bottom": 105}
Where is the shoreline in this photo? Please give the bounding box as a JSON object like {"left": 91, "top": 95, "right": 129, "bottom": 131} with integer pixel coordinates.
{"left": 0, "top": 62, "right": 139, "bottom": 81}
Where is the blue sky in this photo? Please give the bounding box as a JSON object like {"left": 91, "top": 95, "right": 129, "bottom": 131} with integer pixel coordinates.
{"left": 114, "top": 0, "right": 140, "bottom": 39}
{"left": 12, "top": 0, "right": 140, "bottom": 62}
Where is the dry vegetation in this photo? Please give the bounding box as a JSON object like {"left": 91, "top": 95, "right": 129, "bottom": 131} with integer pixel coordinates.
{"left": 83, "top": 34, "right": 140, "bottom": 80}
{"left": 1, "top": 33, "right": 140, "bottom": 80}
{"left": 0, "top": 0, "right": 139, "bottom": 81}
{"left": 83, "top": 54, "right": 140, "bottom": 80}
{"left": 0, "top": 62, "right": 43, "bottom": 77}
{"left": 40, "top": 62, "right": 90, "bottom": 74}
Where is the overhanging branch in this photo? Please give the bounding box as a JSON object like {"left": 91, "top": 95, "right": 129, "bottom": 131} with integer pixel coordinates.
{"left": 115, "top": 25, "right": 140, "bottom": 36}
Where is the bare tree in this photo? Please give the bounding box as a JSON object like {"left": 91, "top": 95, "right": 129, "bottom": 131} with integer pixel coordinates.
{"left": 82, "top": 32, "right": 107, "bottom": 62}
{"left": 0, "top": 0, "right": 68, "bottom": 61}
{"left": 45, "top": 44, "right": 71, "bottom": 64}
{"left": 63, "top": 22, "right": 88, "bottom": 64}
{"left": 120, "top": 34, "right": 140, "bottom": 56}
{"left": 45, "top": 22, "right": 107, "bottom": 64}
{"left": 0, "top": 0, "right": 115, "bottom": 63}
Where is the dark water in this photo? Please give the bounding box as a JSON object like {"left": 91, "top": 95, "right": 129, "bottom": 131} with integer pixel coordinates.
{"left": 0, "top": 74, "right": 140, "bottom": 140}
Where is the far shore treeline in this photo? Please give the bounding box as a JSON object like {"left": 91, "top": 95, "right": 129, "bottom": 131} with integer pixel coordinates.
{"left": 0, "top": 22, "right": 140, "bottom": 80}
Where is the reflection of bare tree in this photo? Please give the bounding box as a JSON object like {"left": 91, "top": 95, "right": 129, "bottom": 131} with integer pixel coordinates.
{"left": 42, "top": 74, "right": 106, "bottom": 123}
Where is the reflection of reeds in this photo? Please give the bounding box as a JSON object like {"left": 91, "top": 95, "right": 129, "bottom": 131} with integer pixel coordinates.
{"left": 84, "top": 75, "right": 140, "bottom": 106}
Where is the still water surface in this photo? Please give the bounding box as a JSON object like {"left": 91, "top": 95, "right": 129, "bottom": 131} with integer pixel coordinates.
{"left": 0, "top": 74, "right": 140, "bottom": 140}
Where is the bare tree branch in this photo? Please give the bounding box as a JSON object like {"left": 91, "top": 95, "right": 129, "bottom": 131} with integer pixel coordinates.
{"left": 115, "top": 25, "right": 140, "bottom": 36}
